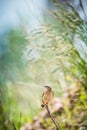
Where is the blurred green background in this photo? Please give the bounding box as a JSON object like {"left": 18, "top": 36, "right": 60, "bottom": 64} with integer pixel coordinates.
{"left": 0, "top": 0, "right": 87, "bottom": 130}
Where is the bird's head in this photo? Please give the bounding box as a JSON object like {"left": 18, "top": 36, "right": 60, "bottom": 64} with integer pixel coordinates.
{"left": 44, "top": 86, "right": 52, "bottom": 91}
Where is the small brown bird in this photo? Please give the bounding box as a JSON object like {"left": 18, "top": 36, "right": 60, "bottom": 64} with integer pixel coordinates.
{"left": 41, "top": 86, "right": 54, "bottom": 107}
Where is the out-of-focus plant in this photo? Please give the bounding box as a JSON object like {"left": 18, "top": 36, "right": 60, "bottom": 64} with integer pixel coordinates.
{"left": 26, "top": 1, "right": 87, "bottom": 89}
{"left": 51, "top": 1, "right": 87, "bottom": 87}
{"left": 0, "top": 28, "right": 27, "bottom": 130}
{"left": 1, "top": 1, "right": 87, "bottom": 130}
{"left": 24, "top": 2, "right": 87, "bottom": 129}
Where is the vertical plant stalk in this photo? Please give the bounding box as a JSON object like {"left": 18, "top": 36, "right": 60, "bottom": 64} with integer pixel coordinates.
{"left": 0, "top": 90, "right": 16, "bottom": 130}
{"left": 45, "top": 104, "right": 60, "bottom": 130}
{"left": 0, "top": 99, "right": 7, "bottom": 130}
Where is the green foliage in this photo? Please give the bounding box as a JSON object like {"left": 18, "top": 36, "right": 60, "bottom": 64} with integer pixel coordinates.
{"left": 26, "top": 2, "right": 87, "bottom": 89}
{"left": 0, "top": 28, "right": 27, "bottom": 130}
{"left": 23, "top": 3, "right": 87, "bottom": 129}
{"left": 0, "top": 2, "right": 87, "bottom": 130}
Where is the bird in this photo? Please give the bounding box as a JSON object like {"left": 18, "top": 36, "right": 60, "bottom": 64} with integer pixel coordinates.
{"left": 41, "top": 86, "right": 54, "bottom": 107}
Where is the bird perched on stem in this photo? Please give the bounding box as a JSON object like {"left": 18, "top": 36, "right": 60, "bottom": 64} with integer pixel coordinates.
{"left": 41, "top": 86, "right": 54, "bottom": 107}
{"left": 41, "top": 86, "right": 60, "bottom": 130}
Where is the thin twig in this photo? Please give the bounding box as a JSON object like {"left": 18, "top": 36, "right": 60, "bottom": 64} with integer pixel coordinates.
{"left": 45, "top": 104, "right": 60, "bottom": 130}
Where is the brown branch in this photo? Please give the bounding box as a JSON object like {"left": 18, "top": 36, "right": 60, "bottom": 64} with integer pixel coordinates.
{"left": 45, "top": 104, "right": 60, "bottom": 130}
